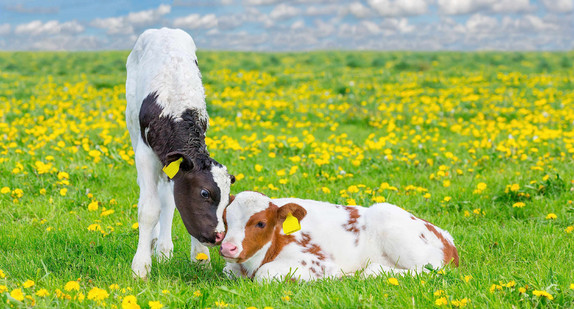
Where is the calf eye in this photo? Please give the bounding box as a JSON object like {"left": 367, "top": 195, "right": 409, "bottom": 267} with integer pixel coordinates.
{"left": 200, "top": 189, "right": 210, "bottom": 199}
{"left": 256, "top": 221, "right": 266, "bottom": 228}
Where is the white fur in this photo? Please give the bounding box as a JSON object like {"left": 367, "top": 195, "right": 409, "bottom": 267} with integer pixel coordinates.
{"left": 211, "top": 164, "right": 232, "bottom": 233}
{"left": 126, "top": 28, "right": 212, "bottom": 278}
{"left": 223, "top": 192, "right": 458, "bottom": 282}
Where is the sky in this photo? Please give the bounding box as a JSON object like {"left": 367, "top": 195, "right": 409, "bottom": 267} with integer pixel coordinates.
{"left": 0, "top": 0, "right": 572, "bottom": 51}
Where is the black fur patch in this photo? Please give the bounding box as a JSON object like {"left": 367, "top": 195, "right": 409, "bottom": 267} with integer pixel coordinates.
{"left": 139, "top": 92, "right": 212, "bottom": 167}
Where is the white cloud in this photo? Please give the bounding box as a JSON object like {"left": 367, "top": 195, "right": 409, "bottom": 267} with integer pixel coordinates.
{"left": 270, "top": 3, "right": 301, "bottom": 20}
{"left": 291, "top": 20, "right": 305, "bottom": 30}
{"left": 90, "top": 4, "right": 170, "bottom": 35}
{"left": 438, "top": 0, "right": 535, "bottom": 15}
{"left": 348, "top": 2, "right": 373, "bottom": 18}
{"left": 14, "top": 20, "right": 84, "bottom": 36}
{"left": 502, "top": 15, "right": 560, "bottom": 32}
{"left": 380, "top": 18, "right": 415, "bottom": 33}
{"left": 465, "top": 13, "right": 498, "bottom": 33}
{"left": 541, "top": 0, "right": 573, "bottom": 13}
{"left": 126, "top": 4, "right": 171, "bottom": 26}
{"left": 367, "top": 0, "right": 428, "bottom": 17}
{"left": 244, "top": 0, "right": 280, "bottom": 5}
{"left": 0, "top": 24, "right": 11, "bottom": 35}
{"left": 492, "top": 0, "right": 534, "bottom": 13}
{"left": 437, "top": 0, "right": 493, "bottom": 15}
{"left": 173, "top": 14, "right": 218, "bottom": 29}
{"left": 306, "top": 4, "right": 343, "bottom": 16}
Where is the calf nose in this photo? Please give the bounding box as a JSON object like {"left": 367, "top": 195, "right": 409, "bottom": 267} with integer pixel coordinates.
{"left": 220, "top": 242, "right": 238, "bottom": 258}
{"left": 215, "top": 232, "right": 225, "bottom": 244}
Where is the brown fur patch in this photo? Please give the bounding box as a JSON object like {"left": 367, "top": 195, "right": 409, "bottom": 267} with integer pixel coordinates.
{"left": 297, "top": 232, "right": 326, "bottom": 261}
{"left": 342, "top": 206, "right": 361, "bottom": 246}
{"left": 238, "top": 204, "right": 279, "bottom": 263}
{"left": 423, "top": 223, "right": 459, "bottom": 267}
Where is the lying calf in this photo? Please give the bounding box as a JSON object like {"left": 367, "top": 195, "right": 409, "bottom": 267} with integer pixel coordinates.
{"left": 220, "top": 191, "right": 458, "bottom": 281}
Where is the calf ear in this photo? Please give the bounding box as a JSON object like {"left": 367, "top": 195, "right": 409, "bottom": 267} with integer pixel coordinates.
{"left": 165, "top": 151, "right": 194, "bottom": 172}
{"left": 277, "top": 203, "right": 307, "bottom": 223}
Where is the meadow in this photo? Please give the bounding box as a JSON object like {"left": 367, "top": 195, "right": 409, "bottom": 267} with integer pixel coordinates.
{"left": 0, "top": 50, "right": 573, "bottom": 308}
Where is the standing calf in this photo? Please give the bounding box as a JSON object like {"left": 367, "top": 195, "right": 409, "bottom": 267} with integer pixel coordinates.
{"left": 126, "top": 28, "right": 234, "bottom": 278}
{"left": 220, "top": 192, "right": 458, "bottom": 281}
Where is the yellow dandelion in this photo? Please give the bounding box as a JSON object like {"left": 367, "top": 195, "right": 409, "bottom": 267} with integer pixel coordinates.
{"left": 64, "top": 280, "right": 80, "bottom": 291}
{"left": 0, "top": 269, "right": 6, "bottom": 278}
{"left": 255, "top": 164, "right": 263, "bottom": 172}
{"left": 387, "top": 277, "right": 399, "bottom": 286}
{"left": 545, "top": 213, "right": 557, "bottom": 220}
{"left": 1, "top": 187, "right": 10, "bottom": 194}
{"left": 60, "top": 188, "right": 68, "bottom": 196}
{"left": 532, "top": 290, "right": 554, "bottom": 300}
{"left": 88, "top": 201, "right": 99, "bottom": 211}
{"left": 109, "top": 284, "right": 120, "bottom": 290}
{"left": 87, "top": 287, "right": 109, "bottom": 301}
{"left": 122, "top": 295, "right": 141, "bottom": 309}
{"left": 235, "top": 173, "right": 245, "bottom": 181}
{"left": 149, "top": 301, "right": 163, "bottom": 309}
{"left": 435, "top": 297, "right": 448, "bottom": 306}
{"left": 0, "top": 285, "right": 7, "bottom": 293}
{"left": 565, "top": 226, "right": 574, "bottom": 233}
{"left": 195, "top": 253, "right": 209, "bottom": 260}
{"left": 512, "top": 202, "right": 525, "bottom": 208}
{"left": 35, "top": 288, "right": 49, "bottom": 297}
{"left": 193, "top": 290, "right": 202, "bottom": 297}
{"left": 132, "top": 222, "right": 139, "bottom": 229}
{"left": 22, "top": 280, "right": 35, "bottom": 288}
{"left": 10, "top": 288, "right": 25, "bottom": 301}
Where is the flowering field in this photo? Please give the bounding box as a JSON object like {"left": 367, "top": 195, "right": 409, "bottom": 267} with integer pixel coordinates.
{"left": 1, "top": 51, "right": 573, "bottom": 308}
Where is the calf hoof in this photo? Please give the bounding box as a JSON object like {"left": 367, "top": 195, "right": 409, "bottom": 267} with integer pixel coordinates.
{"left": 154, "top": 241, "right": 174, "bottom": 262}
{"left": 131, "top": 256, "right": 151, "bottom": 279}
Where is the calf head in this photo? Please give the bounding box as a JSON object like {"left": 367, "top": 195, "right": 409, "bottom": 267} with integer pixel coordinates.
{"left": 167, "top": 151, "right": 235, "bottom": 245}
{"left": 220, "top": 192, "right": 306, "bottom": 263}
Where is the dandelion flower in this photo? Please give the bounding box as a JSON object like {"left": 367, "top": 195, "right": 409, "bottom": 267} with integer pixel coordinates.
{"left": 88, "top": 201, "right": 99, "bottom": 211}
{"left": 193, "top": 290, "right": 201, "bottom": 297}
{"left": 435, "top": 297, "right": 448, "bottom": 306}
{"left": 0, "top": 285, "right": 7, "bottom": 293}
{"left": 64, "top": 280, "right": 80, "bottom": 291}
{"left": 87, "top": 287, "right": 109, "bottom": 301}
{"left": 60, "top": 188, "right": 68, "bottom": 196}
{"left": 0, "top": 269, "right": 6, "bottom": 278}
{"left": 195, "top": 253, "right": 209, "bottom": 260}
{"left": 122, "top": 295, "right": 140, "bottom": 309}
{"left": 109, "top": 284, "right": 120, "bottom": 290}
{"left": 512, "top": 202, "right": 525, "bottom": 208}
{"left": 532, "top": 290, "right": 554, "bottom": 300}
{"left": 36, "top": 289, "right": 49, "bottom": 297}
{"left": 132, "top": 222, "right": 139, "bottom": 229}
{"left": 22, "top": 280, "right": 35, "bottom": 288}
{"left": 545, "top": 213, "right": 557, "bottom": 220}
{"left": 149, "top": 301, "right": 163, "bottom": 309}
{"left": 10, "top": 288, "right": 25, "bottom": 301}
{"left": 1, "top": 187, "right": 10, "bottom": 194}
{"left": 387, "top": 277, "right": 399, "bottom": 286}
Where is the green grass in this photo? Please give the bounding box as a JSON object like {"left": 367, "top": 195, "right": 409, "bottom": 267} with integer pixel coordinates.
{"left": 0, "top": 50, "right": 573, "bottom": 308}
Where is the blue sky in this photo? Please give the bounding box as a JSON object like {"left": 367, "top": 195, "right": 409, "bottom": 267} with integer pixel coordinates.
{"left": 0, "top": 0, "right": 572, "bottom": 51}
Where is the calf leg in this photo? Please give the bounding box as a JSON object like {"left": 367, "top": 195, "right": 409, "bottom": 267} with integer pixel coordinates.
{"left": 154, "top": 179, "right": 175, "bottom": 261}
{"left": 190, "top": 236, "right": 211, "bottom": 265}
{"left": 131, "top": 144, "right": 162, "bottom": 279}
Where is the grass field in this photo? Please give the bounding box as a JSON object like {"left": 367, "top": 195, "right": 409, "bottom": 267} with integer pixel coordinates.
{"left": 0, "top": 50, "right": 573, "bottom": 308}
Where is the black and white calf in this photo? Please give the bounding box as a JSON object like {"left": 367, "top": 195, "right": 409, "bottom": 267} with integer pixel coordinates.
{"left": 126, "top": 28, "right": 234, "bottom": 278}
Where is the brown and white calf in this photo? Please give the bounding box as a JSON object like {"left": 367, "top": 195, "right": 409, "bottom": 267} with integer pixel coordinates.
{"left": 220, "top": 191, "right": 458, "bottom": 281}
{"left": 126, "top": 28, "right": 234, "bottom": 278}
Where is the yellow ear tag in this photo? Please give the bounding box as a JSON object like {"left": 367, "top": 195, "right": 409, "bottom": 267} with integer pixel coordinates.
{"left": 283, "top": 212, "right": 301, "bottom": 235}
{"left": 163, "top": 157, "right": 183, "bottom": 179}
